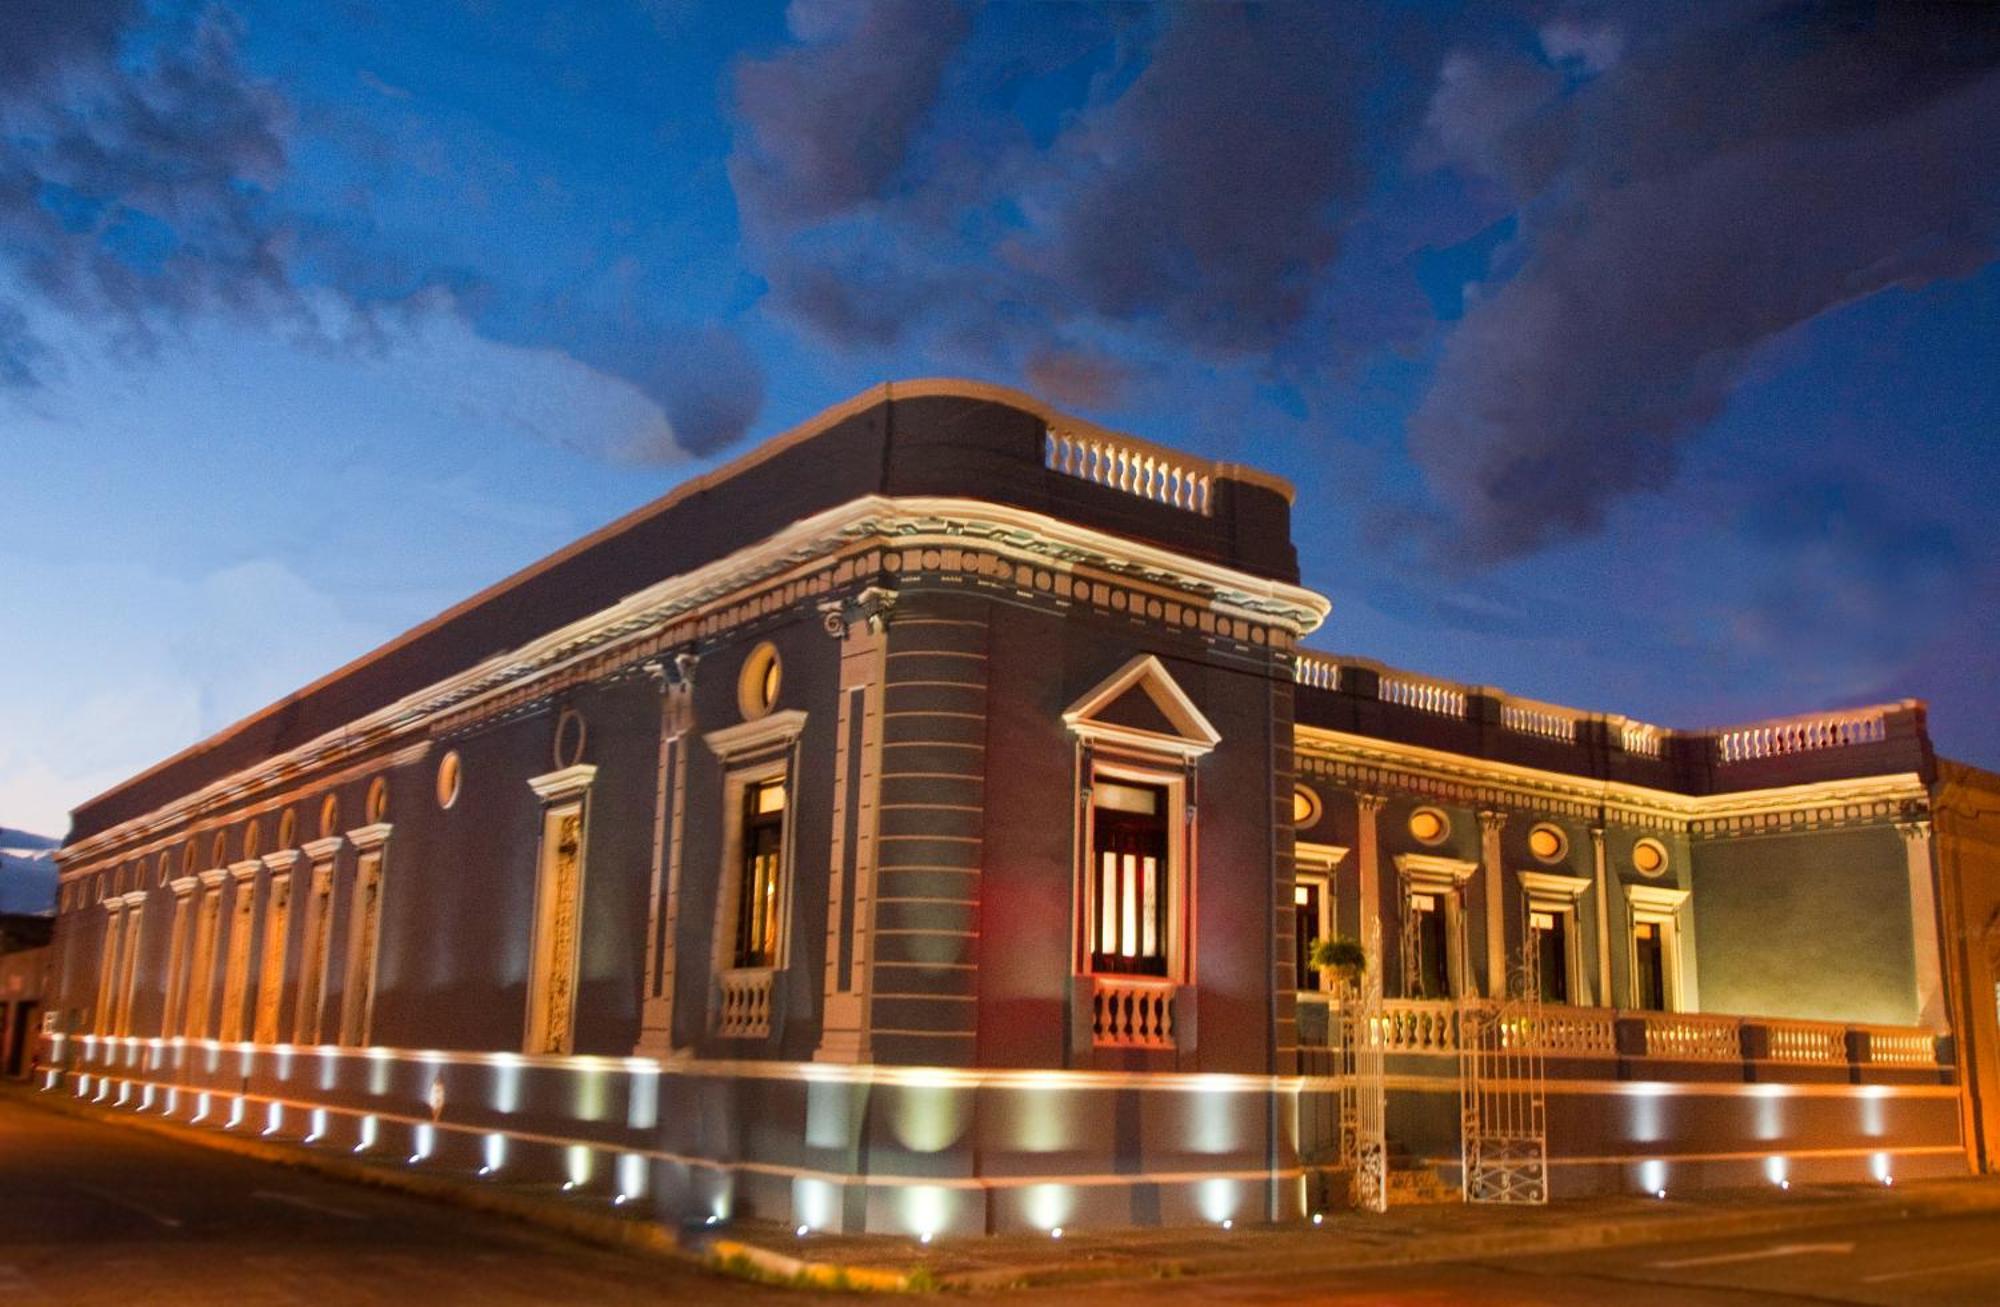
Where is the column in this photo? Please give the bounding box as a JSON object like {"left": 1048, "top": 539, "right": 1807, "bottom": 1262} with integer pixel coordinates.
{"left": 1478, "top": 809, "right": 1507, "bottom": 998}
{"left": 815, "top": 587, "right": 895, "bottom": 1063}
{"left": 340, "top": 823, "right": 393, "bottom": 1047}
{"left": 1899, "top": 818, "right": 1947, "bottom": 1030}
{"left": 1590, "top": 826, "right": 1612, "bottom": 1008}
{"left": 253, "top": 851, "right": 299, "bottom": 1045}
{"left": 1355, "top": 792, "right": 1386, "bottom": 970}
{"left": 94, "top": 898, "right": 125, "bottom": 1036}
{"left": 219, "top": 860, "right": 262, "bottom": 1043}
{"left": 294, "top": 837, "right": 344, "bottom": 1045}
{"left": 161, "top": 877, "right": 198, "bottom": 1036}
{"left": 637, "top": 653, "right": 696, "bottom": 1058}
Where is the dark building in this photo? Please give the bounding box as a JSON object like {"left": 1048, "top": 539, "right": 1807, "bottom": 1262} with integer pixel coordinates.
{"left": 44, "top": 381, "right": 1968, "bottom": 1232}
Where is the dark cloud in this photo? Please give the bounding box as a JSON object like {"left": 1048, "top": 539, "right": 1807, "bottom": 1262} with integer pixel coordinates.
{"left": 1409, "top": 2, "right": 2000, "bottom": 560}
{"left": 728, "top": 4, "right": 1398, "bottom": 368}
{"left": 730, "top": 0, "right": 974, "bottom": 225}
{"left": 0, "top": 0, "right": 137, "bottom": 84}
{"left": 1024, "top": 347, "right": 1132, "bottom": 411}
{"left": 0, "top": 8, "right": 296, "bottom": 365}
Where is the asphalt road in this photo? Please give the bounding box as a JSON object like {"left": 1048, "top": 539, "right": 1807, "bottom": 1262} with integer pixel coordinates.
{"left": 8, "top": 1091, "right": 2000, "bottom": 1304}
{"left": 1049, "top": 1210, "right": 2000, "bottom": 1305}
{"left": 0, "top": 1092, "right": 815, "bottom": 1305}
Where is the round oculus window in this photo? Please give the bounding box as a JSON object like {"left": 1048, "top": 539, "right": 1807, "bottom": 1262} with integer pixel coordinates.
{"left": 1292, "top": 784, "right": 1323, "bottom": 828}
{"left": 1632, "top": 837, "right": 1670, "bottom": 877}
{"left": 737, "top": 641, "right": 783, "bottom": 721}
{"left": 319, "top": 793, "right": 341, "bottom": 839}
{"left": 436, "top": 750, "right": 462, "bottom": 809}
{"left": 1527, "top": 823, "right": 1567, "bottom": 863}
{"left": 1408, "top": 807, "right": 1450, "bottom": 845}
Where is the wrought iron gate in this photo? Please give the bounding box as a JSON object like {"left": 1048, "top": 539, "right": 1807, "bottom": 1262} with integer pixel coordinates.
{"left": 1458, "top": 957, "right": 1548, "bottom": 1205}
{"left": 1339, "top": 918, "right": 1388, "bottom": 1213}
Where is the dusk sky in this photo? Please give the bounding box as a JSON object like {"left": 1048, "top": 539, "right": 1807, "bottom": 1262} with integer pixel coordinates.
{"left": 3, "top": 0, "right": 1997, "bottom": 839}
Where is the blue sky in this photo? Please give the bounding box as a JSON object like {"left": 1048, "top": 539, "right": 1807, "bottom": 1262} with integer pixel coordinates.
{"left": 3, "top": 1, "right": 1998, "bottom": 838}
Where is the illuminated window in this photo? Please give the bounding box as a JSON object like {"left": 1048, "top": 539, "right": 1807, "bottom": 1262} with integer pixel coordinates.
{"left": 1292, "top": 784, "right": 1322, "bottom": 828}
{"left": 524, "top": 764, "right": 596, "bottom": 1056}
{"left": 1293, "top": 874, "right": 1333, "bottom": 992}
{"left": 737, "top": 641, "right": 783, "bottom": 721}
{"left": 1519, "top": 871, "right": 1591, "bottom": 1007}
{"left": 1632, "top": 837, "right": 1669, "bottom": 877}
{"left": 1408, "top": 807, "right": 1450, "bottom": 845}
{"left": 1624, "top": 883, "right": 1688, "bottom": 1012}
{"left": 1089, "top": 779, "right": 1172, "bottom": 977}
{"left": 1409, "top": 893, "right": 1451, "bottom": 998}
{"left": 1394, "top": 853, "right": 1476, "bottom": 1000}
{"left": 436, "top": 750, "right": 462, "bottom": 809}
{"left": 733, "top": 778, "right": 788, "bottom": 969}
{"left": 1632, "top": 922, "right": 1667, "bottom": 1011}
{"left": 1527, "top": 823, "right": 1567, "bottom": 863}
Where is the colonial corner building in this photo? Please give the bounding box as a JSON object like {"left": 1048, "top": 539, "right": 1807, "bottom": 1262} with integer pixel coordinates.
{"left": 41, "top": 381, "right": 2000, "bottom": 1232}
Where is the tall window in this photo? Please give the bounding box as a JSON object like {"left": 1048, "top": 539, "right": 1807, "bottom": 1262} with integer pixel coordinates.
{"left": 1089, "top": 779, "right": 1170, "bottom": 977}
{"left": 1530, "top": 909, "right": 1570, "bottom": 1005}
{"left": 1294, "top": 879, "right": 1327, "bottom": 992}
{"left": 733, "top": 778, "right": 787, "bottom": 969}
{"left": 1409, "top": 892, "right": 1453, "bottom": 998}
{"left": 1632, "top": 920, "right": 1668, "bottom": 1011}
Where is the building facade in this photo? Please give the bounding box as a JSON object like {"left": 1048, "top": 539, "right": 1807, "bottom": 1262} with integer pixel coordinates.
{"left": 42, "top": 381, "right": 1969, "bottom": 1233}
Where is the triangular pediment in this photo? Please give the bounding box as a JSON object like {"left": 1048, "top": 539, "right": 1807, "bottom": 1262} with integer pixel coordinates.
{"left": 1062, "top": 655, "right": 1220, "bottom": 758}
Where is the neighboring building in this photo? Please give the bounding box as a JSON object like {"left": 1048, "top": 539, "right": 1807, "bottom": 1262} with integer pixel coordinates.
{"left": 42, "top": 382, "right": 1971, "bottom": 1233}
{"left": 2, "top": 829, "right": 58, "bottom": 1080}
{"left": 1, "top": 827, "right": 58, "bottom": 915}
{"left": 1936, "top": 761, "right": 2000, "bottom": 1171}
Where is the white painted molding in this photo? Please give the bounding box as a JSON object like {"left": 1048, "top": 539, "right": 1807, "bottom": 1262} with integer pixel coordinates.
{"left": 301, "top": 836, "right": 345, "bottom": 863}
{"left": 117, "top": 891, "right": 148, "bottom": 908}
{"left": 1625, "top": 883, "right": 1691, "bottom": 914}
{"left": 59, "top": 494, "right": 1326, "bottom": 875}
{"left": 345, "top": 822, "right": 394, "bottom": 853}
{"left": 169, "top": 876, "right": 199, "bottom": 897}
{"left": 1517, "top": 869, "right": 1592, "bottom": 903}
{"left": 1063, "top": 654, "right": 1220, "bottom": 760}
{"left": 1393, "top": 852, "right": 1479, "bottom": 891}
{"left": 228, "top": 860, "right": 263, "bottom": 881}
{"left": 197, "top": 868, "right": 230, "bottom": 889}
{"left": 1295, "top": 841, "right": 1351, "bottom": 871}
{"left": 704, "top": 710, "right": 808, "bottom": 762}
{"left": 260, "top": 851, "right": 302, "bottom": 874}
{"left": 527, "top": 764, "right": 598, "bottom": 804}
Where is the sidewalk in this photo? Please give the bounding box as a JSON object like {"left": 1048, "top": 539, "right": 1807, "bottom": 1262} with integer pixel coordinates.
{"left": 13, "top": 1077, "right": 2000, "bottom": 1294}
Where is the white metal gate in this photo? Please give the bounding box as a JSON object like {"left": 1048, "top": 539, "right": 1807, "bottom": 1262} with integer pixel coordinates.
{"left": 1339, "top": 918, "right": 1388, "bottom": 1213}
{"left": 1458, "top": 958, "right": 1548, "bottom": 1205}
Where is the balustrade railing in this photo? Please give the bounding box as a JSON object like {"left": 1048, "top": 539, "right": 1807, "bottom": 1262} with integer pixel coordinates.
{"left": 1860, "top": 1026, "right": 1939, "bottom": 1067}
{"left": 1091, "top": 976, "right": 1177, "bottom": 1048}
{"left": 1532, "top": 1006, "right": 1619, "bottom": 1057}
{"left": 1618, "top": 719, "right": 1665, "bottom": 758}
{"left": 1371, "top": 1000, "right": 1459, "bottom": 1053}
{"left": 1045, "top": 428, "right": 1213, "bottom": 515}
{"left": 1636, "top": 1011, "right": 1742, "bottom": 1061}
{"left": 1500, "top": 700, "right": 1579, "bottom": 743}
{"left": 1765, "top": 1019, "right": 1847, "bottom": 1064}
{"left": 716, "top": 968, "right": 773, "bottom": 1039}
{"left": 1380, "top": 675, "right": 1468, "bottom": 718}
{"left": 1294, "top": 652, "right": 1341, "bottom": 691}
{"left": 1715, "top": 707, "right": 1888, "bottom": 764}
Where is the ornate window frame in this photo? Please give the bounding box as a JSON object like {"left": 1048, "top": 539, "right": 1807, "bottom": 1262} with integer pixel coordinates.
{"left": 1294, "top": 841, "right": 1350, "bottom": 995}
{"left": 1518, "top": 869, "right": 1591, "bottom": 1006}
{"left": 525, "top": 765, "right": 597, "bottom": 1055}
{"left": 1624, "top": 882, "right": 1690, "bottom": 1012}
{"left": 704, "top": 709, "right": 808, "bottom": 1040}
{"left": 1393, "top": 852, "right": 1478, "bottom": 999}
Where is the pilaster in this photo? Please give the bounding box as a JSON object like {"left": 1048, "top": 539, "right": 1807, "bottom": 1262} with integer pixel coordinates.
{"left": 1899, "top": 817, "right": 1946, "bottom": 1030}
{"left": 1478, "top": 809, "right": 1506, "bottom": 998}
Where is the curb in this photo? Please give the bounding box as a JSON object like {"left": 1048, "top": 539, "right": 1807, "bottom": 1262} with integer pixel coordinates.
{"left": 6, "top": 1084, "right": 922, "bottom": 1292}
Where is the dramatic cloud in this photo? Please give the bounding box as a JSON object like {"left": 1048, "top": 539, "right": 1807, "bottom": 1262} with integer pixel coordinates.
{"left": 1409, "top": 2, "right": 2000, "bottom": 559}
{"left": 729, "top": 4, "right": 1396, "bottom": 370}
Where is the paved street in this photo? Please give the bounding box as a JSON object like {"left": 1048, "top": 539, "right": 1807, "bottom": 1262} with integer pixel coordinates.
{"left": 9, "top": 1089, "right": 2000, "bottom": 1304}
{"left": 0, "top": 1092, "right": 814, "bottom": 1305}
{"left": 1036, "top": 1210, "right": 2000, "bottom": 1305}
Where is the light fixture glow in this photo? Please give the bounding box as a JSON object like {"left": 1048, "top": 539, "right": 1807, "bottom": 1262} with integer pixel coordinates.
{"left": 796, "top": 1225, "right": 809, "bottom": 1238}
{"left": 1312, "top": 1213, "right": 1324, "bottom": 1226}
{"left": 1050, "top": 1226, "right": 1063, "bottom": 1240}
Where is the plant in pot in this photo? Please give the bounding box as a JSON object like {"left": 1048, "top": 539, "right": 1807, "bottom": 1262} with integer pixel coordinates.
{"left": 1309, "top": 935, "right": 1367, "bottom": 989}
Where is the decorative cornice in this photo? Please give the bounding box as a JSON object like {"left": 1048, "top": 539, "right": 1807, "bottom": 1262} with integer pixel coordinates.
{"left": 1394, "top": 852, "right": 1479, "bottom": 887}
{"left": 1297, "top": 723, "right": 1928, "bottom": 831}
{"left": 228, "top": 859, "right": 262, "bottom": 881}
{"left": 703, "top": 711, "right": 808, "bottom": 763}
{"left": 197, "top": 868, "right": 229, "bottom": 889}
{"left": 345, "top": 822, "right": 394, "bottom": 853}
{"left": 1626, "top": 883, "right": 1691, "bottom": 913}
{"left": 1295, "top": 841, "right": 1351, "bottom": 871}
{"left": 169, "top": 876, "right": 198, "bottom": 897}
{"left": 819, "top": 584, "right": 898, "bottom": 638}
{"left": 62, "top": 497, "right": 1321, "bottom": 875}
{"left": 301, "top": 837, "right": 345, "bottom": 863}
{"left": 117, "top": 890, "right": 148, "bottom": 909}
{"left": 1517, "top": 869, "right": 1592, "bottom": 902}
{"left": 260, "top": 851, "right": 302, "bottom": 874}
{"left": 526, "top": 764, "right": 598, "bottom": 804}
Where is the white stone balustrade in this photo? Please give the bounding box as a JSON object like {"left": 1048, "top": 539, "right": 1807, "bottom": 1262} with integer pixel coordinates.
{"left": 1500, "top": 699, "right": 1579, "bottom": 743}
{"left": 1294, "top": 652, "right": 1341, "bottom": 691}
{"left": 1715, "top": 707, "right": 1889, "bottom": 764}
{"left": 1091, "top": 976, "right": 1177, "bottom": 1048}
{"left": 1765, "top": 1019, "right": 1847, "bottom": 1064}
{"left": 1379, "top": 675, "right": 1468, "bottom": 718}
{"left": 1860, "top": 1026, "right": 1938, "bottom": 1067}
{"left": 1370, "top": 1000, "right": 1460, "bottom": 1053}
{"left": 1532, "top": 1006, "right": 1619, "bottom": 1056}
{"left": 1637, "top": 1011, "right": 1742, "bottom": 1061}
{"left": 1045, "top": 428, "right": 1213, "bottom": 515}
{"left": 1618, "top": 719, "right": 1665, "bottom": 758}
{"left": 716, "top": 968, "right": 773, "bottom": 1038}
